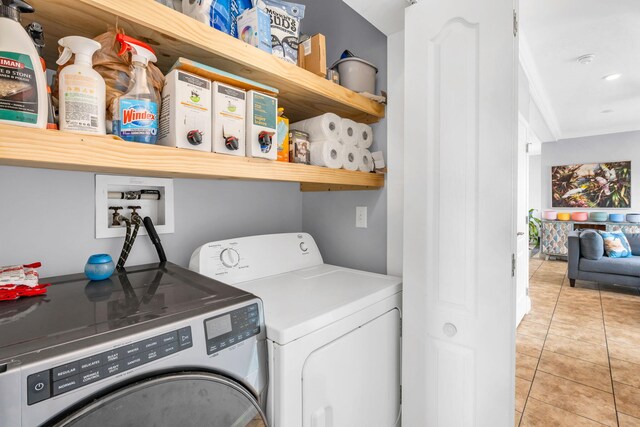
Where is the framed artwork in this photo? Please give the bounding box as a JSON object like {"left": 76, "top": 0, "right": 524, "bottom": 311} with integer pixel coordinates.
{"left": 551, "top": 161, "right": 631, "bottom": 208}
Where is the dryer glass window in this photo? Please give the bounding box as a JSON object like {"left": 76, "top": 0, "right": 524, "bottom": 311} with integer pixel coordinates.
{"left": 53, "top": 372, "right": 267, "bottom": 427}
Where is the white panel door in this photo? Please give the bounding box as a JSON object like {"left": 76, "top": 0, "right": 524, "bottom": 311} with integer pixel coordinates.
{"left": 516, "top": 116, "right": 531, "bottom": 326}
{"left": 402, "top": 0, "right": 517, "bottom": 425}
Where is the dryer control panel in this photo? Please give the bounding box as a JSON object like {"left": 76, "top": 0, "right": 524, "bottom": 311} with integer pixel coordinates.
{"left": 26, "top": 327, "right": 193, "bottom": 405}
{"left": 190, "top": 233, "right": 324, "bottom": 284}
{"left": 204, "top": 303, "right": 260, "bottom": 355}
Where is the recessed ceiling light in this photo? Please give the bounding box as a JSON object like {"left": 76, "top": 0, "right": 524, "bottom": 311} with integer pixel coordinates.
{"left": 603, "top": 73, "right": 621, "bottom": 81}
{"left": 602, "top": 109, "right": 614, "bottom": 113}
{"left": 577, "top": 54, "right": 596, "bottom": 64}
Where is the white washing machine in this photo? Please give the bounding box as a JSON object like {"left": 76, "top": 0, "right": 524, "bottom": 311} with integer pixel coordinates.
{"left": 190, "top": 233, "right": 402, "bottom": 427}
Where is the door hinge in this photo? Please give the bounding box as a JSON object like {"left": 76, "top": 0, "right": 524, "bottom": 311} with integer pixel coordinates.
{"left": 513, "top": 10, "right": 519, "bottom": 37}
{"left": 400, "top": 385, "right": 402, "bottom": 404}
{"left": 512, "top": 253, "right": 516, "bottom": 277}
{"left": 526, "top": 287, "right": 529, "bottom": 296}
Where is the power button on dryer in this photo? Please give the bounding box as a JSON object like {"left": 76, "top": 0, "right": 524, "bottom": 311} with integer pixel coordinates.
{"left": 299, "top": 242, "right": 308, "bottom": 252}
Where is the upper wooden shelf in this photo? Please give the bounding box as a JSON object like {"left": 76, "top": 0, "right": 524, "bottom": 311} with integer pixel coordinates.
{"left": 0, "top": 125, "right": 384, "bottom": 191}
{"left": 23, "top": 0, "right": 385, "bottom": 124}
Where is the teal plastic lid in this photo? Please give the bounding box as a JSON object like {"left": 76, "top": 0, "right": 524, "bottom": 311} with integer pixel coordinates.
{"left": 87, "top": 254, "right": 113, "bottom": 264}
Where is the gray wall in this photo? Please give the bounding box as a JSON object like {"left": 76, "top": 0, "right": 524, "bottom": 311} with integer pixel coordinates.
{"left": 529, "top": 154, "right": 541, "bottom": 215}
{"left": 298, "top": 0, "right": 388, "bottom": 274}
{"left": 541, "top": 130, "right": 640, "bottom": 212}
{"left": 0, "top": 166, "right": 302, "bottom": 277}
{"left": 0, "top": 0, "right": 389, "bottom": 278}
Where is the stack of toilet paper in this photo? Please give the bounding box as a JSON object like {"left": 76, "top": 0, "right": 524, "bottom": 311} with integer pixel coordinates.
{"left": 291, "top": 113, "right": 374, "bottom": 172}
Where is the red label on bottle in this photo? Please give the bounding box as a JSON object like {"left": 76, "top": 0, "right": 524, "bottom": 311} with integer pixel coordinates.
{"left": 122, "top": 107, "right": 156, "bottom": 125}
{"left": 0, "top": 57, "right": 25, "bottom": 69}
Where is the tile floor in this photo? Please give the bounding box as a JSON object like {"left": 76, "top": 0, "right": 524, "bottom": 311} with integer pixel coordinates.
{"left": 516, "top": 258, "right": 640, "bottom": 427}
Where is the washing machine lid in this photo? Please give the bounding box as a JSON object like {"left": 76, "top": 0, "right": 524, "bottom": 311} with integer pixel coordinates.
{"left": 233, "top": 264, "right": 402, "bottom": 345}
{"left": 52, "top": 371, "right": 267, "bottom": 426}
{"left": 0, "top": 262, "right": 254, "bottom": 361}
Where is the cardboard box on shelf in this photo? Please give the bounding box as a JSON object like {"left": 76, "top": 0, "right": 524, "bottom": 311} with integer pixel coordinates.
{"left": 298, "top": 34, "right": 327, "bottom": 77}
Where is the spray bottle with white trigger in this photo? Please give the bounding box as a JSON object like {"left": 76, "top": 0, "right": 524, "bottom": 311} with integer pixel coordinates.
{"left": 56, "top": 36, "right": 105, "bottom": 134}
{"left": 113, "top": 34, "right": 159, "bottom": 144}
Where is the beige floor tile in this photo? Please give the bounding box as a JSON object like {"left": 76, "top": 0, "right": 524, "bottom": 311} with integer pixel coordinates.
{"left": 614, "top": 381, "right": 640, "bottom": 419}
{"left": 611, "top": 358, "right": 640, "bottom": 389}
{"left": 515, "top": 409, "right": 522, "bottom": 426}
{"left": 537, "top": 351, "right": 612, "bottom": 392}
{"left": 604, "top": 323, "right": 640, "bottom": 347}
{"left": 548, "top": 319, "right": 606, "bottom": 345}
{"left": 608, "top": 339, "right": 640, "bottom": 365}
{"left": 604, "top": 310, "right": 640, "bottom": 326}
{"left": 600, "top": 292, "right": 640, "bottom": 303}
{"left": 516, "top": 377, "right": 531, "bottom": 412}
{"left": 517, "top": 320, "right": 549, "bottom": 339}
{"left": 618, "top": 412, "right": 640, "bottom": 427}
{"left": 517, "top": 333, "right": 544, "bottom": 359}
{"left": 529, "top": 371, "right": 617, "bottom": 426}
{"left": 551, "top": 310, "right": 605, "bottom": 331}
{"left": 520, "top": 397, "right": 606, "bottom": 426}
{"left": 554, "top": 304, "right": 603, "bottom": 319}
{"left": 523, "top": 310, "right": 552, "bottom": 326}
{"left": 544, "top": 334, "right": 609, "bottom": 367}
{"left": 516, "top": 352, "right": 538, "bottom": 382}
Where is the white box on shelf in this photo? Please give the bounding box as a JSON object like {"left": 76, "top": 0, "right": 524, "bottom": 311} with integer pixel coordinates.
{"left": 157, "top": 70, "right": 212, "bottom": 152}
{"left": 95, "top": 175, "right": 174, "bottom": 239}
{"left": 212, "top": 82, "right": 247, "bottom": 156}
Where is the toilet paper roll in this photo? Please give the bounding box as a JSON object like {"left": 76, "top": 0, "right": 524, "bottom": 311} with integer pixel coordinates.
{"left": 341, "top": 145, "right": 359, "bottom": 171}
{"left": 310, "top": 140, "right": 343, "bottom": 169}
{"left": 356, "top": 123, "right": 373, "bottom": 149}
{"left": 357, "top": 148, "right": 374, "bottom": 172}
{"left": 339, "top": 118, "right": 358, "bottom": 146}
{"left": 290, "top": 113, "right": 341, "bottom": 141}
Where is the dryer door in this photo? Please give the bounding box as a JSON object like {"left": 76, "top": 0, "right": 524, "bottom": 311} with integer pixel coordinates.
{"left": 52, "top": 372, "right": 267, "bottom": 427}
{"left": 302, "top": 309, "right": 401, "bottom": 427}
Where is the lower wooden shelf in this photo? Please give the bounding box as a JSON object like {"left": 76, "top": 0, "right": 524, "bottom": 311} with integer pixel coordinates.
{"left": 0, "top": 125, "right": 384, "bottom": 191}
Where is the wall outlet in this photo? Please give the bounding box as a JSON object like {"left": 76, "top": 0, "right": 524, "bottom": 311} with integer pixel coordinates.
{"left": 95, "top": 175, "right": 174, "bottom": 239}
{"left": 356, "top": 206, "right": 367, "bottom": 228}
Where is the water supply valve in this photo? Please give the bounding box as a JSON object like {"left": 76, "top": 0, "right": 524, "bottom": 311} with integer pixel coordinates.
{"left": 109, "top": 206, "right": 123, "bottom": 226}
{"left": 187, "top": 130, "right": 203, "bottom": 146}
{"left": 258, "top": 131, "right": 274, "bottom": 153}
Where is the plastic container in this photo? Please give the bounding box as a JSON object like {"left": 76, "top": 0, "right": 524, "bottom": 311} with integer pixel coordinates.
{"left": 331, "top": 57, "right": 377, "bottom": 94}
{"left": 589, "top": 212, "right": 608, "bottom": 222}
{"left": 112, "top": 34, "right": 159, "bottom": 144}
{"left": 56, "top": 36, "right": 106, "bottom": 135}
{"left": 571, "top": 212, "right": 588, "bottom": 222}
{"left": 609, "top": 213, "right": 625, "bottom": 223}
{"left": 0, "top": 0, "right": 47, "bottom": 129}
{"left": 557, "top": 212, "right": 571, "bottom": 221}
{"left": 84, "top": 254, "right": 115, "bottom": 281}
{"left": 542, "top": 210, "right": 557, "bottom": 220}
{"left": 627, "top": 213, "right": 640, "bottom": 223}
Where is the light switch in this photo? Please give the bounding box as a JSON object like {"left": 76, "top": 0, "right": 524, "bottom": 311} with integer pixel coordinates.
{"left": 356, "top": 206, "right": 367, "bottom": 228}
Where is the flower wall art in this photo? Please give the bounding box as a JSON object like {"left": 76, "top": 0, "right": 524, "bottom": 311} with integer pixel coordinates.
{"left": 551, "top": 161, "right": 631, "bottom": 208}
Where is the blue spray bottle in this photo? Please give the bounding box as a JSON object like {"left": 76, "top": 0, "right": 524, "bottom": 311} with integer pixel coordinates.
{"left": 112, "top": 34, "right": 159, "bottom": 144}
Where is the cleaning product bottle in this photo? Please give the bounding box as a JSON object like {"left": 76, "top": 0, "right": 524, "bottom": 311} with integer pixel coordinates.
{"left": 24, "top": 22, "right": 57, "bottom": 129}
{"left": 0, "top": 0, "right": 47, "bottom": 128}
{"left": 56, "top": 36, "right": 105, "bottom": 135}
{"left": 112, "top": 34, "right": 159, "bottom": 144}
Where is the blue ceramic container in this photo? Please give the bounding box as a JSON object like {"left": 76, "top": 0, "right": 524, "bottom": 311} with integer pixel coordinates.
{"left": 84, "top": 254, "right": 115, "bottom": 281}
{"left": 589, "top": 212, "right": 608, "bottom": 222}
{"left": 627, "top": 213, "right": 640, "bottom": 223}
{"left": 609, "top": 213, "right": 625, "bottom": 223}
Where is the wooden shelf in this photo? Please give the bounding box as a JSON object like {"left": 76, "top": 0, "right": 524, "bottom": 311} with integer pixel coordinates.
{"left": 23, "top": 0, "right": 385, "bottom": 124}
{"left": 0, "top": 125, "right": 384, "bottom": 191}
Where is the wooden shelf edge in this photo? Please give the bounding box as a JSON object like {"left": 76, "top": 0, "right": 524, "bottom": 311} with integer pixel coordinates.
{"left": 0, "top": 126, "right": 384, "bottom": 191}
